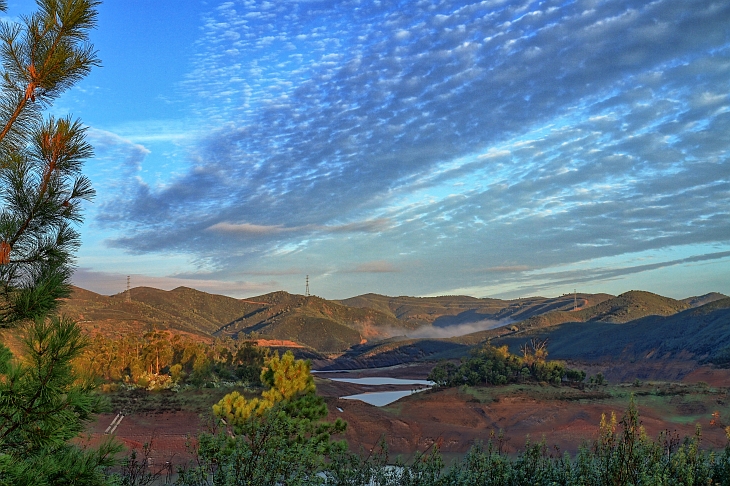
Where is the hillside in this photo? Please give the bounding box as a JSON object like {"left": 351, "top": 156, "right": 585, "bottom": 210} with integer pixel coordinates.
{"left": 501, "top": 290, "right": 691, "bottom": 334}
{"left": 682, "top": 292, "right": 728, "bottom": 308}
{"left": 56, "top": 286, "right": 727, "bottom": 362}
{"left": 212, "top": 291, "right": 409, "bottom": 353}
{"left": 59, "top": 287, "right": 410, "bottom": 354}
{"left": 59, "top": 286, "right": 260, "bottom": 338}
{"left": 492, "top": 298, "right": 730, "bottom": 365}
{"left": 338, "top": 292, "right": 613, "bottom": 327}
{"left": 327, "top": 291, "right": 706, "bottom": 369}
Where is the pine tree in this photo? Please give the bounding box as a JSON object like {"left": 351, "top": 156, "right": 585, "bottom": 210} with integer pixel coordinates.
{"left": 0, "top": 0, "right": 98, "bottom": 324}
{"left": 0, "top": 1, "right": 115, "bottom": 484}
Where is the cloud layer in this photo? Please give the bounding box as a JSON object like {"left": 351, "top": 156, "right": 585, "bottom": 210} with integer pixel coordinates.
{"left": 88, "top": 0, "right": 730, "bottom": 298}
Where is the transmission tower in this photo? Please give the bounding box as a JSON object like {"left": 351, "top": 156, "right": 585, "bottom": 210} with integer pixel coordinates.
{"left": 125, "top": 275, "right": 131, "bottom": 303}
{"left": 573, "top": 289, "right": 577, "bottom": 311}
{"left": 305, "top": 275, "right": 310, "bottom": 297}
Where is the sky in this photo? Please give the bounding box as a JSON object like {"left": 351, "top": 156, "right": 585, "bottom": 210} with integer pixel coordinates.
{"left": 7, "top": 0, "right": 729, "bottom": 300}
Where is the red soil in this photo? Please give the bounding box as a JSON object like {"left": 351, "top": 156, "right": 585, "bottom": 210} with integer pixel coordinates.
{"left": 83, "top": 364, "right": 730, "bottom": 465}
{"left": 325, "top": 388, "right": 730, "bottom": 457}
{"left": 84, "top": 411, "right": 207, "bottom": 467}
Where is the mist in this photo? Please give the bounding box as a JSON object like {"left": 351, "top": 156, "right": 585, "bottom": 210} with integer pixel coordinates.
{"left": 402, "top": 319, "right": 513, "bottom": 339}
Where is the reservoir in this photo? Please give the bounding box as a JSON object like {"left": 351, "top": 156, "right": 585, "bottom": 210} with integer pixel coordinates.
{"left": 316, "top": 373, "right": 433, "bottom": 406}
{"left": 328, "top": 377, "right": 433, "bottom": 386}
{"left": 340, "top": 389, "right": 429, "bottom": 407}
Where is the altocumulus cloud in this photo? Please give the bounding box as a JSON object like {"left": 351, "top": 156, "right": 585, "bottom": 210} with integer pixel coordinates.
{"left": 96, "top": 0, "right": 730, "bottom": 297}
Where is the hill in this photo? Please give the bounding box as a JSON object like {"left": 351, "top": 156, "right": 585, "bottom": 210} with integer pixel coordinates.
{"left": 492, "top": 297, "right": 730, "bottom": 367}
{"left": 59, "top": 286, "right": 259, "bottom": 338}
{"left": 497, "top": 290, "right": 691, "bottom": 335}
{"left": 326, "top": 291, "right": 705, "bottom": 369}
{"left": 682, "top": 292, "right": 728, "bottom": 308}
{"left": 59, "top": 287, "right": 410, "bottom": 354}
{"left": 212, "top": 291, "right": 408, "bottom": 353}
{"left": 56, "top": 286, "right": 728, "bottom": 363}
{"left": 338, "top": 292, "right": 613, "bottom": 327}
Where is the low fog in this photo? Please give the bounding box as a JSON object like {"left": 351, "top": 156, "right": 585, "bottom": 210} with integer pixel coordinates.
{"left": 402, "top": 319, "right": 513, "bottom": 340}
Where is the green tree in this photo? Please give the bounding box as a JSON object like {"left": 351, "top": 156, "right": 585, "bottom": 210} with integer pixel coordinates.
{"left": 177, "top": 351, "right": 346, "bottom": 485}
{"left": 0, "top": 317, "right": 119, "bottom": 485}
{"left": 0, "top": 0, "right": 98, "bottom": 324}
{"left": 0, "top": 0, "right": 112, "bottom": 483}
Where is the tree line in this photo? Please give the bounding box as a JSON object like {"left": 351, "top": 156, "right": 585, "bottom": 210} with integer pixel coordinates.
{"left": 74, "top": 331, "right": 268, "bottom": 390}
{"left": 428, "top": 339, "right": 587, "bottom": 388}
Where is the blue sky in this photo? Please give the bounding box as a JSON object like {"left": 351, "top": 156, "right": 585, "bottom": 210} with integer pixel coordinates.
{"left": 10, "top": 0, "right": 730, "bottom": 300}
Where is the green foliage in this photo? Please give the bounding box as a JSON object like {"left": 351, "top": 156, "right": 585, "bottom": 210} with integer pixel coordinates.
{"left": 0, "top": 0, "right": 99, "bottom": 324}
{"left": 176, "top": 351, "right": 346, "bottom": 485}
{"left": 428, "top": 341, "right": 585, "bottom": 388}
{"left": 75, "top": 332, "right": 268, "bottom": 390}
{"left": 0, "top": 316, "right": 120, "bottom": 485}
{"left": 0, "top": 2, "right": 116, "bottom": 483}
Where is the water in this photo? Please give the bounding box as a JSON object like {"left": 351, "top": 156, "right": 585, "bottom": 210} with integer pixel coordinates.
{"left": 329, "top": 377, "right": 433, "bottom": 386}
{"left": 323, "top": 375, "right": 432, "bottom": 406}
{"left": 340, "top": 389, "right": 428, "bottom": 407}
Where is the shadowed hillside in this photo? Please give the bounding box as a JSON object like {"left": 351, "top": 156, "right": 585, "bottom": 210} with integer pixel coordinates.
{"left": 491, "top": 298, "right": 730, "bottom": 367}
{"left": 326, "top": 291, "right": 715, "bottom": 369}
{"left": 57, "top": 286, "right": 728, "bottom": 363}
{"left": 498, "top": 290, "right": 692, "bottom": 335}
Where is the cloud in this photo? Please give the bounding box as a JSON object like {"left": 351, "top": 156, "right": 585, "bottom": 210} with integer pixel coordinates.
{"left": 343, "top": 261, "right": 399, "bottom": 273}
{"left": 90, "top": 0, "right": 730, "bottom": 298}
{"left": 207, "top": 222, "right": 287, "bottom": 236}
{"left": 479, "top": 266, "right": 531, "bottom": 273}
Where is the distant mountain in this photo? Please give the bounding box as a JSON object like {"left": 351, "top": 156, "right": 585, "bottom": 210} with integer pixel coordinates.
{"left": 60, "top": 287, "right": 409, "bottom": 354}
{"left": 682, "top": 292, "right": 728, "bottom": 308}
{"left": 338, "top": 292, "right": 613, "bottom": 327}
{"left": 508, "top": 290, "right": 690, "bottom": 334}
{"left": 327, "top": 291, "right": 712, "bottom": 369}
{"left": 56, "top": 286, "right": 728, "bottom": 361}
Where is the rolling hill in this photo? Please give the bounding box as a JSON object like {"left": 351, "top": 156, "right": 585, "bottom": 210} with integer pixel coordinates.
{"left": 495, "top": 290, "right": 693, "bottom": 335}
{"left": 211, "top": 291, "right": 409, "bottom": 353}
{"left": 60, "top": 286, "right": 260, "bottom": 337}
{"left": 326, "top": 291, "right": 728, "bottom": 370}
{"left": 493, "top": 297, "right": 730, "bottom": 365}
{"left": 53, "top": 286, "right": 729, "bottom": 367}
{"left": 338, "top": 292, "right": 613, "bottom": 327}
{"left": 58, "top": 287, "right": 410, "bottom": 353}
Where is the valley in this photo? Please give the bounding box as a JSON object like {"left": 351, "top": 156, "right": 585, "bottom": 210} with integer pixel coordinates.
{"left": 56, "top": 285, "right": 730, "bottom": 471}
